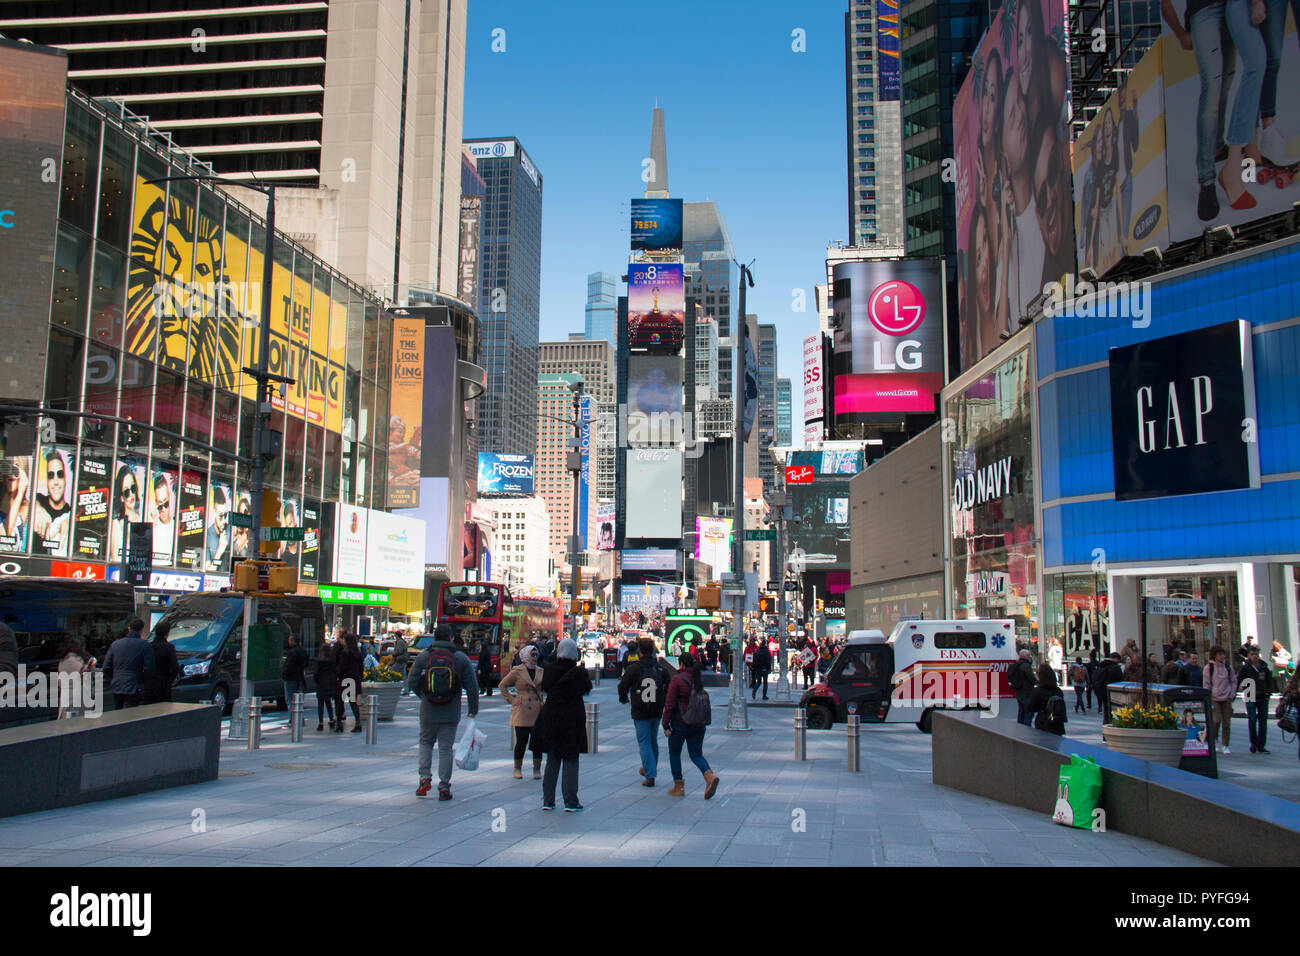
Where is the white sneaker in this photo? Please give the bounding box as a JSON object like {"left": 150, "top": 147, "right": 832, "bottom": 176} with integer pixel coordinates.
{"left": 1222, "top": 746, "right": 1231, "bottom": 755}
{"left": 1260, "top": 124, "right": 1300, "bottom": 165}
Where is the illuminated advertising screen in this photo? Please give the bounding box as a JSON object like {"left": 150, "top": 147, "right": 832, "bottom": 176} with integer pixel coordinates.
{"left": 386, "top": 312, "right": 424, "bottom": 508}
{"left": 627, "top": 354, "right": 684, "bottom": 445}
{"left": 876, "top": 0, "right": 900, "bottom": 100}
{"left": 621, "top": 549, "right": 679, "bottom": 571}
{"left": 175, "top": 470, "right": 205, "bottom": 569}
{"left": 596, "top": 503, "right": 615, "bottom": 550}
{"left": 204, "top": 481, "right": 232, "bottom": 572}
{"left": 72, "top": 449, "right": 112, "bottom": 561}
{"left": 333, "top": 503, "right": 368, "bottom": 584}
{"left": 365, "top": 509, "right": 426, "bottom": 590}
{"left": 32, "top": 445, "right": 74, "bottom": 558}
{"left": 630, "top": 198, "right": 683, "bottom": 250}
{"left": 954, "top": 0, "right": 1076, "bottom": 370}
{"left": 831, "top": 259, "right": 944, "bottom": 416}
{"left": 478, "top": 453, "right": 535, "bottom": 495}
{"left": 628, "top": 263, "right": 684, "bottom": 353}
{"left": 147, "top": 469, "right": 178, "bottom": 566}
{"left": 624, "top": 448, "right": 683, "bottom": 540}
{"left": 803, "top": 333, "right": 824, "bottom": 438}
{"left": 694, "top": 516, "right": 732, "bottom": 576}
{"left": 300, "top": 499, "right": 320, "bottom": 581}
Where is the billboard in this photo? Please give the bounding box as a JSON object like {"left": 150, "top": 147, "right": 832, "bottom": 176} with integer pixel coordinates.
{"left": 954, "top": 0, "right": 1075, "bottom": 370}
{"left": 175, "top": 469, "right": 205, "bottom": 570}
{"left": 31, "top": 445, "right": 74, "bottom": 558}
{"left": 596, "top": 503, "right": 615, "bottom": 550}
{"left": 876, "top": 0, "right": 901, "bottom": 101}
{"left": 802, "top": 333, "right": 824, "bottom": 435}
{"left": 365, "top": 510, "right": 426, "bottom": 590}
{"left": 478, "top": 453, "right": 535, "bottom": 495}
{"left": 628, "top": 263, "right": 684, "bottom": 353}
{"left": 204, "top": 481, "right": 232, "bottom": 572}
{"left": 1071, "top": 42, "right": 1170, "bottom": 279}
{"left": 621, "top": 549, "right": 679, "bottom": 571}
{"left": 627, "top": 354, "right": 684, "bottom": 445}
{"left": 694, "top": 516, "right": 733, "bottom": 576}
{"left": 387, "top": 312, "right": 424, "bottom": 508}
{"left": 831, "top": 259, "right": 945, "bottom": 416}
{"left": 72, "top": 449, "right": 112, "bottom": 561}
{"left": 458, "top": 194, "right": 483, "bottom": 305}
{"left": 630, "top": 198, "right": 683, "bottom": 250}
{"left": 579, "top": 394, "right": 592, "bottom": 545}
{"left": 624, "top": 448, "right": 682, "bottom": 540}
{"left": 333, "top": 503, "right": 368, "bottom": 584}
{"left": 0, "top": 454, "right": 33, "bottom": 554}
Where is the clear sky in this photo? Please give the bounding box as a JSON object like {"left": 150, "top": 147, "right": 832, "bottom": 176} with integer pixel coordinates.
{"left": 463, "top": 0, "right": 851, "bottom": 437}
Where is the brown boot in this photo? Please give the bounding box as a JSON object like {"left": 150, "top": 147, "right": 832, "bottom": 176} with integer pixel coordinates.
{"left": 533, "top": 757, "right": 543, "bottom": 780}
{"left": 703, "top": 769, "right": 720, "bottom": 800}
{"left": 667, "top": 779, "right": 686, "bottom": 796}
{"left": 513, "top": 760, "right": 523, "bottom": 780}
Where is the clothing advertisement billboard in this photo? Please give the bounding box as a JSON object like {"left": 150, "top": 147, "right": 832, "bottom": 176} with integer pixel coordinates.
{"left": 955, "top": 0, "right": 1076, "bottom": 370}
{"left": 628, "top": 263, "right": 684, "bottom": 353}
{"left": 831, "top": 259, "right": 945, "bottom": 416}
{"left": 627, "top": 354, "right": 684, "bottom": 445}
{"left": 695, "top": 516, "right": 733, "bottom": 576}
{"left": 1072, "top": 41, "right": 1170, "bottom": 279}
{"left": 630, "top": 198, "right": 684, "bottom": 250}
{"left": 477, "top": 453, "right": 535, "bottom": 495}
{"left": 624, "top": 448, "right": 683, "bottom": 540}
{"left": 365, "top": 509, "right": 426, "bottom": 590}
{"left": 333, "top": 503, "right": 368, "bottom": 584}
{"left": 386, "top": 313, "right": 424, "bottom": 507}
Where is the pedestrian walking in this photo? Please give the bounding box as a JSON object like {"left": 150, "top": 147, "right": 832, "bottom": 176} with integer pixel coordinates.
{"left": 616, "top": 639, "right": 629, "bottom": 677}
{"left": 618, "top": 637, "right": 673, "bottom": 787}
{"left": 499, "top": 644, "right": 545, "bottom": 780}
{"left": 1029, "top": 663, "right": 1067, "bottom": 735}
{"left": 56, "top": 636, "right": 92, "bottom": 719}
{"left": 102, "top": 617, "right": 155, "bottom": 709}
{"left": 313, "top": 638, "right": 338, "bottom": 731}
{"left": 393, "top": 630, "right": 411, "bottom": 693}
{"left": 1238, "top": 644, "right": 1274, "bottom": 754}
{"left": 1007, "top": 648, "right": 1037, "bottom": 726}
{"left": 663, "top": 652, "right": 719, "bottom": 799}
{"left": 477, "top": 643, "right": 494, "bottom": 696}
{"left": 406, "top": 623, "right": 479, "bottom": 801}
{"left": 1085, "top": 649, "right": 1100, "bottom": 710}
{"left": 1185, "top": 652, "right": 1204, "bottom": 689}
{"left": 336, "top": 632, "right": 365, "bottom": 733}
{"left": 531, "top": 638, "right": 592, "bottom": 811}
{"left": 750, "top": 639, "right": 771, "bottom": 700}
{"left": 705, "top": 635, "right": 719, "bottom": 671}
{"left": 1094, "top": 652, "right": 1123, "bottom": 723}
{"left": 1205, "top": 645, "right": 1237, "bottom": 755}
{"left": 1069, "top": 657, "right": 1088, "bottom": 713}
{"left": 281, "top": 631, "right": 308, "bottom": 708}
{"left": 141, "top": 621, "right": 179, "bottom": 705}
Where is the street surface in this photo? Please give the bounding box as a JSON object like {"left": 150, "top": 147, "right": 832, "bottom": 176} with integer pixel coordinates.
{"left": 0, "top": 681, "right": 1213, "bottom": 867}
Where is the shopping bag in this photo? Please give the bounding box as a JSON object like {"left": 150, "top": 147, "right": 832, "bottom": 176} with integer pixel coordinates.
{"left": 1276, "top": 701, "right": 1299, "bottom": 737}
{"left": 453, "top": 718, "right": 487, "bottom": 771}
{"left": 1052, "top": 755, "right": 1102, "bottom": 829}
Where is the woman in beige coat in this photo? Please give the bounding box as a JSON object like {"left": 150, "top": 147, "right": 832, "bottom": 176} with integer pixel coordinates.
{"left": 499, "top": 644, "right": 545, "bottom": 779}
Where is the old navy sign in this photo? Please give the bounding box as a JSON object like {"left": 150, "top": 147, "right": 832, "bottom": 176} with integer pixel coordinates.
{"left": 1108, "top": 321, "right": 1259, "bottom": 501}
{"left": 952, "top": 456, "right": 1013, "bottom": 512}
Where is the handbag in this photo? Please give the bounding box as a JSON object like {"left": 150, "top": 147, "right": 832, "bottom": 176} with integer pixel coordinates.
{"left": 1276, "top": 700, "right": 1299, "bottom": 737}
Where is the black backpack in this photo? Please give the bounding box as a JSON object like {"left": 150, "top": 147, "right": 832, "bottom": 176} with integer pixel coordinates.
{"left": 639, "top": 659, "right": 669, "bottom": 712}
{"left": 1008, "top": 661, "right": 1026, "bottom": 690}
{"left": 422, "top": 646, "right": 460, "bottom": 705}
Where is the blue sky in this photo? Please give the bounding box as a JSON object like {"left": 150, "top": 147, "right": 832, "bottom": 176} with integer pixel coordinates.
{"left": 463, "top": 0, "right": 850, "bottom": 424}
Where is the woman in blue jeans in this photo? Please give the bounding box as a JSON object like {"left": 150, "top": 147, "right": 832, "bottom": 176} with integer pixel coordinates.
{"left": 663, "top": 653, "right": 720, "bottom": 800}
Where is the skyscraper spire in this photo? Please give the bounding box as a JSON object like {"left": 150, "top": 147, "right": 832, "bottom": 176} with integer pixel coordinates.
{"left": 645, "top": 106, "right": 669, "bottom": 199}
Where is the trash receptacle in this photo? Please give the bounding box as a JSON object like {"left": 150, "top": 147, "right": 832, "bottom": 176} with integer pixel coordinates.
{"left": 1104, "top": 682, "right": 1217, "bottom": 778}
{"left": 602, "top": 648, "right": 619, "bottom": 678}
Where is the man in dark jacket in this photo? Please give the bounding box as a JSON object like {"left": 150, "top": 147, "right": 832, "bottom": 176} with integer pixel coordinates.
{"left": 405, "top": 623, "right": 478, "bottom": 801}
{"left": 1238, "top": 644, "right": 1274, "bottom": 754}
{"left": 619, "top": 637, "right": 674, "bottom": 787}
{"left": 750, "top": 641, "right": 772, "bottom": 700}
{"left": 476, "top": 644, "right": 494, "bottom": 696}
{"left": 1093, "top": 652, "right": 1124, "bottom": 723}
{"left": 1008, "top": 649, "right": 1037, "bottom": 725}
{"left": 281, "top": 632, "right": 309, "bottom": 706}
{"left": 102, "top": 617, "right": 155, "bottom": 709}
{"left": 142, "top": 621, "right": 180, "bottom": 704}
{"left": 705, "top": 636, "right": 719, "bottom": 671}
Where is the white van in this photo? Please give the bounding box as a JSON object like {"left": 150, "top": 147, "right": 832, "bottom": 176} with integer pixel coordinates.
{"left": 798, "top": 619, "right": 1018, "bottom": 732}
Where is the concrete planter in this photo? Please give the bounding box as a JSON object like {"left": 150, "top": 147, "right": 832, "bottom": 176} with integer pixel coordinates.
{"left": 360, "top": 681, "right": 402, "bottom": 721}
{"left": 1102, "top": 725, "right": 1185, "bottom": 766}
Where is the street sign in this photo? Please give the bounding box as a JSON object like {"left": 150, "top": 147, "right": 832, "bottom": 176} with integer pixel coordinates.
{"left": 1145, "top": 597, "right": 1207, "bottom": 616}
{"left": 745, "top": 529, "right": 776, "bottom": 542}
{"left": 229, "top": 513, "right": 253, "bottom": 529}
{"left": 259, "top": 527, "right": 304, "bottom": 541}
{"left": 783, "top": 581, "right": 799, "bottom": 592}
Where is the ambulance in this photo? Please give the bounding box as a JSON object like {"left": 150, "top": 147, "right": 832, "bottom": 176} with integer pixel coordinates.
{"left": 798, "top": 619, "right": 1018, "bottom": 733}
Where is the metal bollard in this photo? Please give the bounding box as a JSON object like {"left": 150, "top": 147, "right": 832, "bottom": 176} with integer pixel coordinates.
{"left": 794, "top": 707, "right": 807, "bottom": 761}
{"left": 593, "top": 663, "right": 601, "bottom": 685}
{"left": 365, "top": 695, "right": 378, "bottom": 745}
{"left": 247, "top": 698, "right": 262, "bottom": 750}
{"left": 289, "top": 693, "right": 304, "bottom": 743}
{"left": 846, "top": 714, "right": 860, "bottom": 772}
{"left": 585, "top": 701, "right": 599, "bottom": 754}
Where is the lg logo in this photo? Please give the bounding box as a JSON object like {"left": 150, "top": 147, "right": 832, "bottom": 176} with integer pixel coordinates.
{"left": 868, "top": 280, "right": 926, "bottom": 372}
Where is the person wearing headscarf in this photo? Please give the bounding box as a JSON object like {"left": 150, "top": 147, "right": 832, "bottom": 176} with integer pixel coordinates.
{"left": 499, "top": 643, "right": 545, "bottom": 779}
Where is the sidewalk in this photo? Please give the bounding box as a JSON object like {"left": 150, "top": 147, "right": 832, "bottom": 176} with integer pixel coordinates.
{"left": 0, "top": 685, "right": 1211, "bottom": 867}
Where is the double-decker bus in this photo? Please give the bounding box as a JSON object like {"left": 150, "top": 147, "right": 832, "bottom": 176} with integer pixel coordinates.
{"left": 508, "top": 595, "right": 562, "bottom": 650}
{"left": 434, "top": 581, "right": 514, "bottom": 680}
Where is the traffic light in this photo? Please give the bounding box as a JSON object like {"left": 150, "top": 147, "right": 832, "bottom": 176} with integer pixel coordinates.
{"left": 698, "top": 585, "right": 721, "bottom": 610}
{"left": 758, "top": 596, "right": 775, "bottom": 614}
{"left": 816, "top": 598, "right": 825, "bottom": 614}
{"left": 572, "top": 598, "right": 596, "bottom": 614}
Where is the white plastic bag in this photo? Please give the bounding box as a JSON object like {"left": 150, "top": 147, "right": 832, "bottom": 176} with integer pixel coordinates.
{"left": 453, "top": 717, "right": 487, "bottom": 771}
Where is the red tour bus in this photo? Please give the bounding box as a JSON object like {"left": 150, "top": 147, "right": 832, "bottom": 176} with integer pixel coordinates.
{"left": 434, "top": 581, "right": 514, "bottom": 680}
{"left": 511, "top": 595, "right": 562, "bottom": 647}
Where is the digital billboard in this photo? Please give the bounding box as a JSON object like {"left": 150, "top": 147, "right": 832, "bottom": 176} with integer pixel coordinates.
{"left": 628, "top": 263, "right": 684, "bottom": 353}
{"left": 954, "top": 0, "right": 1076, "bottom": 370}
{"left": 620, "top": 549, "right": 679, "bottom": 571}
{"left": 694, "top": 516, "right": 733, "bottom": 576}
{"left": 333, "top": 503, "right": 368, "bottom": 584}
{"left": 386, "top": 312, "right": 424, "bottom": 508}
{"left": 627, "top": 354, "right": 684, "bottom": 445}
{"left": 72, "top": 449, "right": 111, "bottom": 561}
{"left": 625, "top": 448, "right": 682, "bottom": 540}
{"left": 204, "top": 481, "right": 232, "bottom": 572}
{"left": 31, "top": 445, "right": 74, "bottom": 558}
{"left": 175, "top": 469, "right": 205, "bottom": 570}
{"left": 365, "top": 510, "right": 426, "bottom": 590}
{"left": 803, "top": 333, "right": 824, "bottom": 440}
{"left": 596, "top": 503, "right": 615, "bottom": 550}
{"left": 831, "top": 259, "right": 944, "bottom": 416}
{"left": 630, "top": 198, "right": 683, "bottom": 250}
{"left": 876, "top": 0, "right": 901, "bottom": 101}
{"left": 478, "top": 453, "right": 535, "bottom": 495}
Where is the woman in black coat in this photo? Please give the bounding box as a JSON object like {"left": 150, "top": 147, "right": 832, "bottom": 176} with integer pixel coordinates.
{"left": 1027, "top": 663, "right": 1067, "bottom": 735}
{"left": 530, "top": 638, "right": 592, "bottom": 811}
{"left": 313, "top": 640, "right": 338, "bottom": 732}
{"left": 335, "top": 633, "right": 365, "bottom": 733}
{"left": 477, "top": 644, "right": 494, "bottom": 696}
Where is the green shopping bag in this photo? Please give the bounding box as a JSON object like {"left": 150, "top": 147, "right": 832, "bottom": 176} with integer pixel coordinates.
{"left": 1052, "top": 755, "right": 1102, "bottom": 829}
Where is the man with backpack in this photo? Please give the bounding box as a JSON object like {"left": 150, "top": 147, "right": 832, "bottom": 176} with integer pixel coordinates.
{"left": 405, "top": 623, "right": 479, "bottom": 801}
{"left": 618, "top": 637, "right": 674, "bottom": 787}
{"left": 1007, "top": 648, "right": 1037, "bottom": 726}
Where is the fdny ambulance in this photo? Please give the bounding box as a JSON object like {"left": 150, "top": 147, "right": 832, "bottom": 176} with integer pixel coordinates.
{"left": 798, "top": 619, "right": 1018, "bottom": 733}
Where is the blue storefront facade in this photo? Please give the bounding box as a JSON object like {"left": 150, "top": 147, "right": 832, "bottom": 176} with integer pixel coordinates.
{"left": 1035, "top": 236, "right": 1300, "bottom": 663}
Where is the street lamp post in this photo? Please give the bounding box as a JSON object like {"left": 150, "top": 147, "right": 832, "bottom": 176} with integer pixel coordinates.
{"left": 726, "top": 261, "right": 755, "bottom": 732}
{"left": 567, "top": 381, "right": 584, "bottom": 632}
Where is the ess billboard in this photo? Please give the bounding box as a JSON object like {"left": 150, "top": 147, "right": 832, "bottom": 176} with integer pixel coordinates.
{"left": 802, "top": 333, "right": 824, "bottom": 442}
{"left": 831, "top": 260, "right": 944, "bottom": 417}
{"left": 628, "top": 263, "right": 684, "bottom": 353}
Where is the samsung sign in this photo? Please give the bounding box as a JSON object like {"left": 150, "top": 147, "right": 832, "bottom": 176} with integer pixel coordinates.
{"left": 1108, "top": 321, "right": 1260, "bottom": 501}
{"left": 478, "top": 453, "right": 535, "bottom": 495}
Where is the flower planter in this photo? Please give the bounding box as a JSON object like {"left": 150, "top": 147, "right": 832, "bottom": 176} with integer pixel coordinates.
{"left": 360, "top": 681, "right": 402, "bottom": 721}
{"left": 1101, "top": 725, "right": 1186, "bottom": 766}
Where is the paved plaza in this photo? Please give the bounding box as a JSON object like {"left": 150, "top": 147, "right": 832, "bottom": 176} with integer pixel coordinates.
{"left": 0, "top": 681, "right": 1217, "bottom": 867}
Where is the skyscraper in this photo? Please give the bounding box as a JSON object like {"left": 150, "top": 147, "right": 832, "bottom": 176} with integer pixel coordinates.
{"left": 757, "top": 322, "right": 780, "bottom": 498}
{"left": 466, "top": 136, "right": 542, "bottom": 459}
{"left": 776, "top": 378, "right": 792, "bottom": 446}
{"left": 2, "top": 0, "right": 470, "bottom": 298}
{"left": 845, "top": 0, "right": 904, "bottom": 247}
{"left": 537, "top": 373, "right": 584, "bottom": 567}
{"left": 540, "top": 338, "right": 616, "bottom": 518}
{"left": 585, "top": 272, "right": 618, "bottom": 345}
